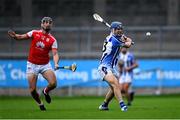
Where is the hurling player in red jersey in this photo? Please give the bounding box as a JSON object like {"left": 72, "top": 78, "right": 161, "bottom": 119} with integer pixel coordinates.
{"left": 8, "top": 17, "right": 59, "bottom": 111}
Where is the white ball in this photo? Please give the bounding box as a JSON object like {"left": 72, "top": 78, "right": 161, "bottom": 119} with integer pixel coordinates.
{"left": 146, "top": 32, "right": 151, "bottom": 36}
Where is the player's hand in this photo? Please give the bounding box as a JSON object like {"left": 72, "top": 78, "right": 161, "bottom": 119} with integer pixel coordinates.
{"left": 124, "top": 41, "right": 131, "bottom": 48}
{"left": 122, "top": 36, "right": 132, "bottom": 48}
{"left": 125, "top": 67, "right": 131, "bottom": 72}
{"left": 8, "top": 30, "right": 16, "bottom": 39}
{"left": 54, "top": 64, "right": 59, "bottom": 70}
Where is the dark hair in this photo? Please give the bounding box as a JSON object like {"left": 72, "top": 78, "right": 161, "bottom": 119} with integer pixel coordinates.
{"left": 41, "top": 17, "right": 53, "bottom": 23}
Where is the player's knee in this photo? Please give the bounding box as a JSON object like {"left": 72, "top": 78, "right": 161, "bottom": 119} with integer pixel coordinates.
{"left": 30, "top": 89, "right": 37, "bottom": 95}
{"left": 53, "top": 82, "right": 57, "bottom": 88}
{"left": 124, "top": 86, "right": 129, "bottom": 92}
{"left": 111, "top": 81, "right": 119, "bottom": 89}
{"left": 29, "top": 86, "right": 36, "bottom": 93}
{"left": 121, "top": 90, "right": 125, "bottom": 94}
{"left": 50, "top": 81, "right": 57, "bottom": 88}
{"left": 124, "top": 88, "right": 128, "bottom": 93}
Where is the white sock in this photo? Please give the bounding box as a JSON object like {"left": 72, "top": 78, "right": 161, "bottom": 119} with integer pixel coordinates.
{"left": 119, "top": 100, "right": 124, "bottom": 103}
{"left": 43, "top": 88, "right": 47, "bottom": 94}
{"left": 38, "top": 102, "right": 44, "bottom": 106}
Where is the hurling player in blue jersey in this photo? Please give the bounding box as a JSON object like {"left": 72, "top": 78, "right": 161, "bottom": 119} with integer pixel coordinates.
{"left": 118, "top": 47, "right": 138, "bottom": 106}
{"left": 98, "top": 21, "right": 133, "bottom": 111}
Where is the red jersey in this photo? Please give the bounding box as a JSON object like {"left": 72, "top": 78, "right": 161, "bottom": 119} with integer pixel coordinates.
{"left": 26, "top": 30, "right": 58, "bottom": 65}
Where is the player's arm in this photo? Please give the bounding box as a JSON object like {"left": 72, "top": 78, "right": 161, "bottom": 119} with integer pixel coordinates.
{"left": 125, "top": 54, "right": 139, "bottom": 72}
{"left": 52, "top": 48, "right": 60, "bottom": 69}
{"left": 126, "top": 60, "right": 138, "bottom": 71}
{"left": 8, "top": 30, "right": 29, "bottom": 40}
{"left": 52, "top": 39, "right": 59, "bottom": 69}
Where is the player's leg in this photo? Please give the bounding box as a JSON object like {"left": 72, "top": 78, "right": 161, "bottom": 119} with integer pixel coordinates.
{"left": 104, "top": 87, "right": 114, "bottom": 104}
{"left": 119, "top": 83, "right": 125, "bottom": 95}
{"left": 123, "top": 83, "right": 131, "bottom": 105}
{"left": 127, "top": 83, "right": 135, "bottom": 105}
{"left": 27, "top": 73, "right": 46, "bottom": 111}
{"left": 104, "top": 73, "right": 127, "bottom": 111}
{"left": 42, "top": 69, "right": 57, "bottom": 103}
{"left": 99, "top": 87, "right": 114, "bottom": 110}
{"left": 26, "top": 61, "right": 46, "bottom": 111}
{"left": 128, "top": 85, "right": 135, "bottom": 103}
{"left": 124, "top": 76, "right": 134, "bottom": 105}
{"left": 128, "top": 90, "right": 135, "bottom": 105}
{"left": 119, "top": 76, "right": 126, "bottom": 94}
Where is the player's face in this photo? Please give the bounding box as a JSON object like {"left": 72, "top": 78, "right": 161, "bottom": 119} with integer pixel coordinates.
{"left": 41, "top": 21, "right": 53, "bottom": 32}
{"left": 114, "top": 28, "right": 123, "bottom": 36}
{"left": 121, "top": 47, "right": 127, "bottom": 54}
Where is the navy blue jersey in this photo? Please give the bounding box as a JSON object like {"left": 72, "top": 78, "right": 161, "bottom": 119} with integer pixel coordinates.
{"left": 100, "top": 34, "right": 124, "bottom": 67}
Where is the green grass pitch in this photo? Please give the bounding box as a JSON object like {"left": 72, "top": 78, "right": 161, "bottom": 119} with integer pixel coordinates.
{"left": 0, "top": 94, "right": 180, "bottom": 119}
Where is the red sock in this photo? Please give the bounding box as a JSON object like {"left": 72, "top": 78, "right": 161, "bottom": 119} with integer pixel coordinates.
{"left": 31, "top": 90, "right": 41, "bottom": 104}
{"left": 44, "top": 87, "right": 50, "bottom": 94}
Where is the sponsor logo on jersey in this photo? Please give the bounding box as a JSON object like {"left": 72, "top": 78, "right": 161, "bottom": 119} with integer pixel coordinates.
{"left": 36, "top": 41, "right": 45, "bottom": 49}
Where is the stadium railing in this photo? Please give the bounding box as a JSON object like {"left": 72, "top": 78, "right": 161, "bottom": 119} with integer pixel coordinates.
{"left": 0, "top": 26, "right": 180, "bottom": 59}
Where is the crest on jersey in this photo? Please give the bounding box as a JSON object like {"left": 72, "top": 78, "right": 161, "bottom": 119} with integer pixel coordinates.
{"left": 36, "top": 41, "right": 45, "bottom": 49}
{"left": 36, "top": 34, "right": 40, "bottom": 37}
{"left": 41, "top": 36, "right": 45, "bottom": 40}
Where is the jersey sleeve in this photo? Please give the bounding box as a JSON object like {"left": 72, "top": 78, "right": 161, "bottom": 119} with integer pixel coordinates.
{"left": 26, "top": 30, "right": 34, "bottom": 38}
{"left": 112, "top": 36, "right": 124, "bottom": 47}
{"left": 52, "top": 39, "right": 58, "bottom": 49}
{"left": 129, "top": 53, "right": 135, "bottom": 64}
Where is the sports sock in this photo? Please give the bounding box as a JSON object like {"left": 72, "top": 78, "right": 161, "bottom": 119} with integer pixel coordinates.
{"left": 119, "top": 100, "right": 124, "bottom": 104}
{"left": 44, "top": 83, "right": 56, "bottom": 94}
{"left": 44, "top": 87, "right": 49, "bottom": 94}
{"left": 38, "top": 102, "right": 44, "bottom": 106}
{"left": 31, "top": 90, "right": 41, "bottom": 104}
{"left": 119, "top": 100, "right": 126, "bottom": 107}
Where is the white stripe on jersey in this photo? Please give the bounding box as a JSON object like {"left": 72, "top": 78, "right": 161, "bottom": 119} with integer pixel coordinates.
{"left": 52, "top": 40, "right": 58, "bottom": 49}
{"left": 27, "top": 30, "right": 35, "bottom": 37}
